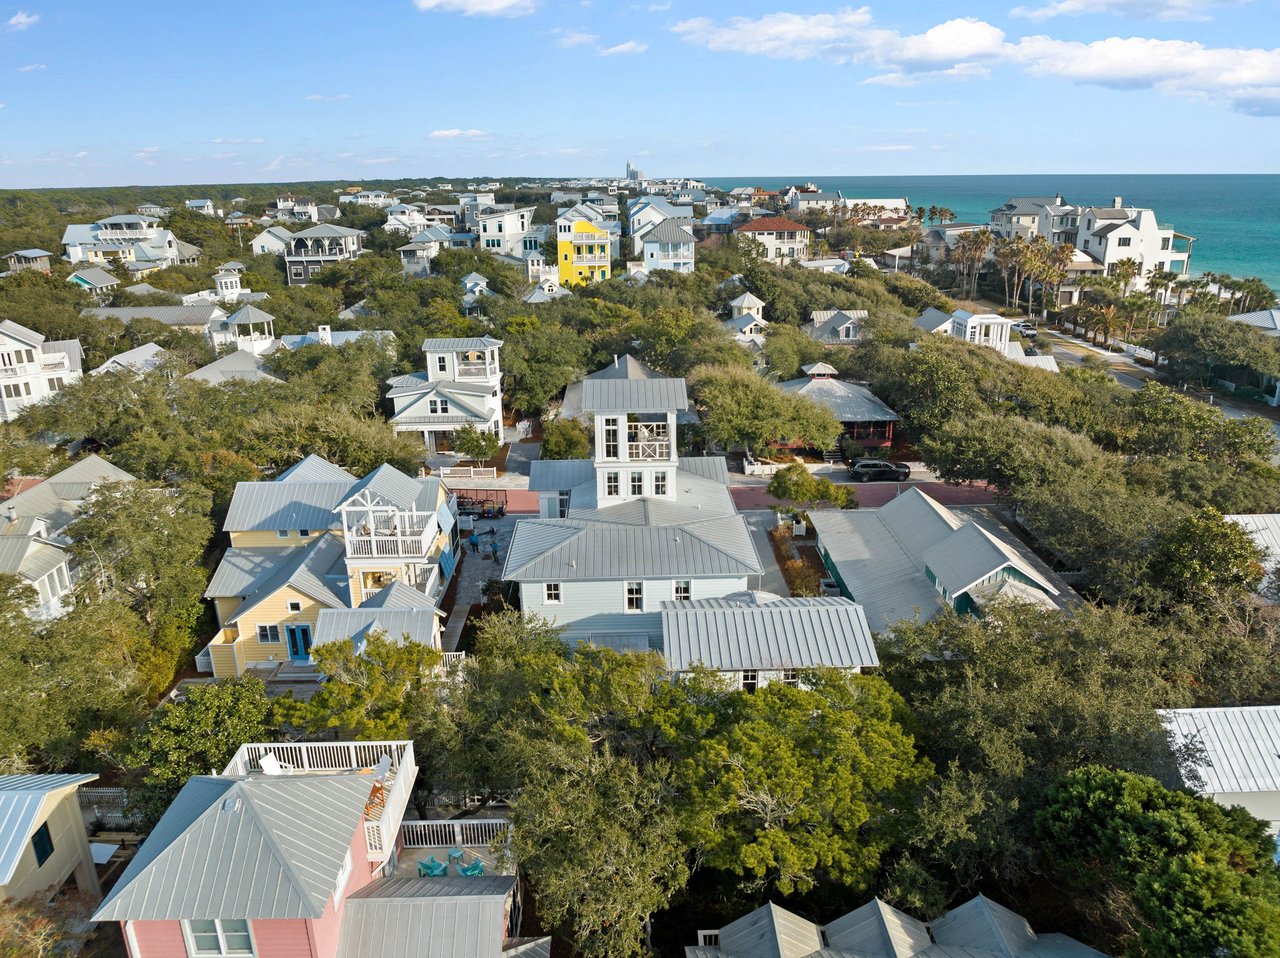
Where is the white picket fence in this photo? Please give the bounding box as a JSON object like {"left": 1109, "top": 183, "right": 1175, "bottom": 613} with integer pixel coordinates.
{"left": 440, "top": 466, "right": 498, "bottom": 480}
{"left": 79, "top": 787, "right": 139, "bottom": 828}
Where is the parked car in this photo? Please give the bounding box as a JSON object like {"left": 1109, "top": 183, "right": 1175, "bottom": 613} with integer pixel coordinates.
{"left": 846, "top": 459, "right": 911, "bottom": 482}
{"left": 1011, "top": 322, "right": 1039, "bottom": 339}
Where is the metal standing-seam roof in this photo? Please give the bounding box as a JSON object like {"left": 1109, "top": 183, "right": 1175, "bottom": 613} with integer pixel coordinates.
{"left": 337, "top": 875, "right": 540, "bottom": 958}
{"left": 0, "top": 536, "right": 67, "bottom": 581}
{"left": 823, "top": 898, "right": 932, "bottom": 958}
{"left": 929, "top": 895, "right": 1038, "bottom": 958}
{"left": 420, "top": 335, "right": 504, "bottom": 352}
{"left": 1162, "top": 705, "right": 1280, "bottom": 795}
{"left": 719, "top": 902, "right": 824, "bottom": 958}
{"left": 1225, "top": 513, "right": 1280, "bottom": 595}
{"left": 0, "top": 318, "right": 45, "bottom": 346}
{"left": 84, "top": 305, "right": 227, "bottom": 327}
{"left": 339, "top": 463, "right": 437, "bottom": 512}
{"left": 277, "top": 454, "right": 357, "bottom": 484}
{"left": 0, "top": 774, "right": 98, "bottom": 884}
{"left": 660, "top": 595, "right": 878, "bottom": 672}
{"left": 93, "top": 774, "right": 374, "bottom": 922}
{"left": 204, "top": 534, "right": 348, "bottom": 617}
{"left": 1, "top": 454, "right": 136, "bottom": 536}
{"left": 223, "top": 480, "right": 349, "bottom": 532}
{"left": 779, "top": 376, "right": 898, "bottom": 424}
{"left": 580, "top": 376, "right": 689, "bottom": 413}
{"left": 919, "top": 522, "right": 1058, "bottom": 598}
{"left": 640, "top": 220, "right": 697, "bottom": 244}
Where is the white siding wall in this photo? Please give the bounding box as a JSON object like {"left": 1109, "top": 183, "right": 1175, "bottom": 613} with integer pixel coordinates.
{"left": 520, "top": 576, "right": 750, "bottom": 624}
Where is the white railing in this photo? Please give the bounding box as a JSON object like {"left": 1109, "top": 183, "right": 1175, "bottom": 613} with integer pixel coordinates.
{"left": 456, "top": 363, "right": 499, "bottom": 380}
{"left": 399, "top": 818, "right": 509, "bottom": 849}
{"left": 365, "top": 754, "right": 416, "bottom": 860}
{"left": 627, "top": 441, "right": 671, "bottom": 460}
{"left": 573, "top": 253, "right": 609, "bottom": 265}
{"left": 223, "top": 740, "right": 413, "bottom": 776}
{"left": 442, "top": 652, "right": 466, "bottom": 666}
{"left": 347, "top": 534, "right": 429, "bottom": 558}
{"left": 572, "top": 232, "right": 604, "bottom": 242}
{"left": 79, "top": 787, "right": 138, "bottom": 828}
{"left": 194, "top": 643, "right": 213, "bottom": 674}
{"left": 440, "top": 466, "right": 497, "bottom": 480}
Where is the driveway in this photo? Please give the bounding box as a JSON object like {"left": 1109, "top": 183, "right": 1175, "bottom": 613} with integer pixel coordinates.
{"left": 741, "top": 510, "right": 789, "bottom": 596}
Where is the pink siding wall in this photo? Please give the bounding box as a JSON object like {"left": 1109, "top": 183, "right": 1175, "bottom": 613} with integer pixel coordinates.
{"left": 252, "top": 919, "right": 314, "bottom": 957}
{"left": 128, "top": 920, "right": 186, "bottom": 957}
{"left": 304, "top": 826, "right": 377, "bottom": 958}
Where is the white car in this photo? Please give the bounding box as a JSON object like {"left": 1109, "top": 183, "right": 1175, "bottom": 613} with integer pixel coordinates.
{"left": 1011, "top": 322, "right": 1039, "bottom": 339}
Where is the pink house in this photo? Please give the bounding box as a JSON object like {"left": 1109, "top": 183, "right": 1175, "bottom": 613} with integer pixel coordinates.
{"left": 93, "top": 741, "right": 549, "bottom": 958}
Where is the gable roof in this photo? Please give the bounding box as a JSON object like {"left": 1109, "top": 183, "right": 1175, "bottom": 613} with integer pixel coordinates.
{"left": 84, "top": 305, "right": 226, "bottom": 327}
{"left": 313, "top": 580, "right": 441, "bottom": 651}
{"left": 580, "top": 376, "right": 689, "bottom": 414}
{"left": 278, "top": 454, "right": 356, "bottom": 484}
{"left": 823, "top": 898, "right": 932, "bottom": 958}
{"left": 91, "top": 342, "right": 169, "bottom": 376}
{"left": 208, "top": 534, "right": 349, "bottom": 622}
{"left": 421, "top": 336, "right": 503, "bottom": 352}
{"left": 913, "top": 307, "right": 955, "bottom": 333}
{"left": 93, "top": 774, "right": 373, "bottom": 921}
{"left": 719, "top": 902, "right": 823, "bottom": 958}
{"left": 641, "top": 220, "right": 697, "bottom": 244}
{"left": 338, "top": 464, "right": 436, "bottom": 512}
{"left": 660, "top": 595, "right": 878, "bottom": 672}
{"left": 1, "top": 454, "right": 135, "bottom": 537}
{"left": 0, "top": 774, "right": 99, "bottom": 884}
{"left": 0, "top": 319, "right": 44, "bottom": 347}
{"left": 185, "top": 349, "right": 282, "bottom": 385}
{"left": 224, "top": 480, "right": 348, "bottom": 532}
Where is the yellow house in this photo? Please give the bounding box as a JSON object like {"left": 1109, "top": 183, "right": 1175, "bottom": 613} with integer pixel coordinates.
{"left": 202, "top": 456, "right": 456, "bottom": 678}
{"left": 0, "top": 774, "right": 102, "bottom": 905}
{"left": 556, "top": 207, "right": 613, "bottom": 286}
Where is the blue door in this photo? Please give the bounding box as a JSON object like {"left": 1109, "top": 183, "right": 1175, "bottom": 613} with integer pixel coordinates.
{"left": 286, "top": 624, "right": 312, "bottom": 661}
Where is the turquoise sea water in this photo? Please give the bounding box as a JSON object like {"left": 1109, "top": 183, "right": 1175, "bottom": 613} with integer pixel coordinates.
{"left": 701, "top": 175, "right": 1280, "bottom": 291}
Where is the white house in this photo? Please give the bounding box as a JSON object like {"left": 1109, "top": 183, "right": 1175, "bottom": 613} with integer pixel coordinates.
{"left": 805, "top": 308, "right": 868, "bottom": 346}
{"left": 0, "top": 320, "right": 83, "bottom": 423}
{"left": 383, "top": 205, "right": 436, "bottom": 235}
{"left": 1162, "top": 705, "right": 1280, "bottom": 836}
{"left": 914, "top": 307, "right": 1059, "bottom": 373}
{"left": 185, "top": 199, "right": 221, "bottom": 217}
{"left": 282, "top": 224, "right": 366, "bottom": 286}
{"left": 397, "top": 225, "right": 453, "bottom": 277}
{"left": 61, "top": 215, "right": 190, "bottom": 270}
{"left": 639, "top": 220, "right": 696, "bottom": 274}
{"left": 0, "top": 774, "right": 103, "bottom": 905}
{"left": 476, "top": 206, "right": 539, "bottom": 257}
{"left": 727, "top": 291, "right": 764, "bottom": 321}
{"left": 91, "top": 342, "right": 170, "bottom": 376}
{"left": 506, "top": 366, "right": 763, "bottom": 649}
{"left": 735, "top": 217, "right": 810, "bottom": 263}
{"left": 1075, "top": 198, "right": 1193, "bottom": 290}
{"left": 386, "top": 336, "right": 504, "bottom": 454}
{"left": 0, "top": 454, "right": 136, "bottom": 618}
{"left": 250, "top": 226, "right": 294, "bottom": 256}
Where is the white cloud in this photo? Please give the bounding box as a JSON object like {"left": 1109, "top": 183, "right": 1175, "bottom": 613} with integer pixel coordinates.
{"left": 429, "top": 128, "right": 489, "bottom": 138}
{"left": 860, "top": 144, "right": 916, "bottom": 152}
{"left": 212, "top": 136, "right": 264, "bottom": 144}
{"left": 362, "top": 156, "right": 399, "bottom": 165}
{"left": 212, "top": 152, "right": 237, "bottom": 160}
{"left": 647, "top": 1, "right": 672, "bottom": 10}
{"left": 16, "top": 62, "right": 44, "bottom": 71}
{"left": 304, "top": 93, "right": 349, "bottom": 101}
{"left": 5, "top": 10, "right": 38, "bottom": 31}
{"left": 1010, "top": 0, "right": 1237, "bottom": 21}
{"left": 72, "top": 150, "right": 88, "bottom": 158}
{"left": 674, "top": 6, "right": 1280, "bottom": 115}
{"left": 599, "top": 39, "right": 648, "bottom": 55}
{"left": 133, "top": 146, "right": 160, "bottom": 158}
{"left": 413, "top": 0, "right": 535, "bottom": 16}
{"left": 264, "top": 155, "right": 286, "bottom": 172}
{"left": 557, "top": 30, "right": 598, "bottom": 46}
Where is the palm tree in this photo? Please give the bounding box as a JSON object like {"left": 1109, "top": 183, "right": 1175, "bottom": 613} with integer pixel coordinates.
{"left": 1048, "top": 242, "right": 1075, "bottom": 314}
{"left": 993, "top": 236, "right": 1016, "bottom": 307}
{"left": 1111, "top": 257, "right": 1141, "bottom": 295}
{"left": 927, "top": 205, "right": 939, "bottom": 226}
{"left": 938, "top": 207, "right": 955, "bottom": 224}
{"left": 914, "top": 206, "right": 926, "bottom": 224}
{"left": 1146, "top": 267, "right": 1177, "bottom": 306}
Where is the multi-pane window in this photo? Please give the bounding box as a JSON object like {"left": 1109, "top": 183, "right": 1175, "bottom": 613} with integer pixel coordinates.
{"left": 257, "top": 625, "right": 281, "bottom": 643}
{"left": 605, "top": 472, "right": 620, "bottom": 497}
{"left": 437, "top": 356, "right": 448, "bottom": 373}
{"left": 545, "top": 582, "right": 562, "bottom": 604}
{"left": 31, "top": 822, "right": 53, "bottom": 867}
{"left": 603, "top": 417, "right": 619, "bottom": 459}
{"left": 186, "top": 919, "right": 254, "bottom": 956}
{"left": 654, "top": 471, "right": 668, "bottom": 496}
{"left": 630, "top": 472, "right": 644, "bottom": 496}
{"left": 625, "top": 581, "right": 643, "bottom": 612}
{"left": 674, "top": 580, "right": 691, "bottom": 602}
{"left": 782, "top": 669, "right": 800, "bottom": 687}
{"left": 1117, "top": 237, "right": 1132, "bottom": 247}
{"left": 741, "top": 670, "right": 759, "bottom": 692}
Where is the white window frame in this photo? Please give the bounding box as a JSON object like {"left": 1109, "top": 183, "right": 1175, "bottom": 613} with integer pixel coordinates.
{"left": 181, "top": 918, "right": 256, "bottom": 956}
{"left": 276, "top": 529, "right": 289, "bottom": 539}
{"left": 257, "top": 625, "right": 281, "bottom": 644}
{"left": 674, "top": 580, "right": 691, "bottom": 602}
{"left": 654, "top": 471, "right": 668, "bottom": 496}
{"left": 625, "top": 581, "right": 644, "bottom": 613}
{"left": 544, "top": 582, "right": 562, "bottom": 604}
{"left": 630, "top": 472, "right": 644, "bottom": 496}
{"left": 334, "top": 850, "right": 352, "bottom": 897}
{"left": 287, "top": 601, "right": 302, "bottom": 614}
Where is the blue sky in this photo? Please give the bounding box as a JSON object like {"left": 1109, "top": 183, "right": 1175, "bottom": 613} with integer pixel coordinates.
{"left": 1, "top": 0, "right": 1278, "bottom": 187}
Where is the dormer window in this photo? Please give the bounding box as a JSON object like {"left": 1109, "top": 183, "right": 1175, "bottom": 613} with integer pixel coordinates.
{"left": 436, "top": 356, "right": 448, "bottom": 373}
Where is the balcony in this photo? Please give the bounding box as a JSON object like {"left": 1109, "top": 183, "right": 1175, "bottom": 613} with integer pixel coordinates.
{"left": 456, "top": 361, "right": 499, "bottom": 380}
{"left": 572, "top": 231, "right": 603, "bottom": 242}
{"left": 573, "top": 253, "right": 609, "bottom": 266}
{"left": 394, "top": 815, "right": 513, "bottom": 879}
{"left": 222, "top": 740, "right": 417, "bottom": 862}
{"left": 627, "top": 440, "right": 671, "bottom": 460}
{"left": 347, "top": 532, "right": 431, "bottom": 558}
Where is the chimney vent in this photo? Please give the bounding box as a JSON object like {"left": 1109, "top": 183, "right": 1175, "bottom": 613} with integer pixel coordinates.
{"left": 318, "top": 324, "right": 332, "bottom": 345}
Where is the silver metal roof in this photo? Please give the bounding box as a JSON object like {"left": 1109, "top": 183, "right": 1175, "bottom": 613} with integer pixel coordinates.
{"left": 1226, "top": 513, "right": 1280, "bottom": 596}
{"left": 0, "top": 774, "right": 98, "bottom": 884}
{"left": 278, "top": 454, "right": 356, "bottom": 484}
{"left": 641, "top": 220, "right": 696, "bottom": 244}
{"left": 421, "top": 336, "right": 503, "bottom": 352}
{"left": 1, "top": 454, "right": 135, "bottom": 535}
{"left": 930, "top": 895, "right": 1038, "bottom": 957}
{"left": 823, "top": 898, "right": 931, "bottom": 958}
{"left": 1162, "top": 705, "right": 1280, "bottom": 795}
{"left": 224, "top": 480, "right": 348, "bottom": 532}
{"left": 340, "top": 464, "right": 439, "bottom": 513}
{"left": 660, "top": 596, "right": 878, "bottom": 672}
{"left": 719, "top": 902, "right": 823, "bottom": 958}
{"left": 527, "top": 459, "right": 595, "bottom": 492}
{"left": 94, "top": 774, "right": 374, "bottom": 921}
{"left": 337, "top": 875, "right": 525, "bottom": 958}
{"left": 0, "top": 536, "right": 67, "bottom": 582}
{"left": 580, "top": 377, "right": 689, "bottom": 414}
{"left": 804, "top": 309, "right": 867, "bottom": 345}
{"left": 778, "top": 377, "right": 898, "bottom": 424}
{"left": 84, "top": 305, "right": 227, "bottom": 326}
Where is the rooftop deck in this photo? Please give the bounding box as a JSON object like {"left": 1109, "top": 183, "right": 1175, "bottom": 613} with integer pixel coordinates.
{"left": 393, "top": 815, "right": 513, "bottom": 879}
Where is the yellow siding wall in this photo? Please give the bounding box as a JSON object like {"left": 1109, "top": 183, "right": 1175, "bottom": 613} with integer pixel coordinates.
{"left": 0, "top": 789, "right": 100, "bottom": 901}
{"left": 557, "top": 220, "right": 610, "bottom": 286}
{"left": 230, "top": 585, "right": 332, "bottom": 665}
{"left": 228, "top": 530, "right": 327, "bottom": 549}
{"left": 209, "top": 641, "right": 242, "bottom": 678}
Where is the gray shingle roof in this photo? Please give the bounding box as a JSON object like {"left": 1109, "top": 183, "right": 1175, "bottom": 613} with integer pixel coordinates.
{"left": 0, "top": 774, "right": 99, "bottom": 884}
{"left": 93, "top": 774, "right": 374, "bottom": 921}
{"left": 660, "top": 595, "right": 878, "bottom": 672}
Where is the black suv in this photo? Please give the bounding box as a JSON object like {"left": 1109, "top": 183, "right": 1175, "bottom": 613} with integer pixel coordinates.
{"left": 846, "top": 458, "right": 911, "bottom": 482}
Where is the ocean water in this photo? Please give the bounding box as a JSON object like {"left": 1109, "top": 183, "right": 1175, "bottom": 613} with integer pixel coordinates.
{"left": 701, "top": 174, "right": 1280, "bottom": 291}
